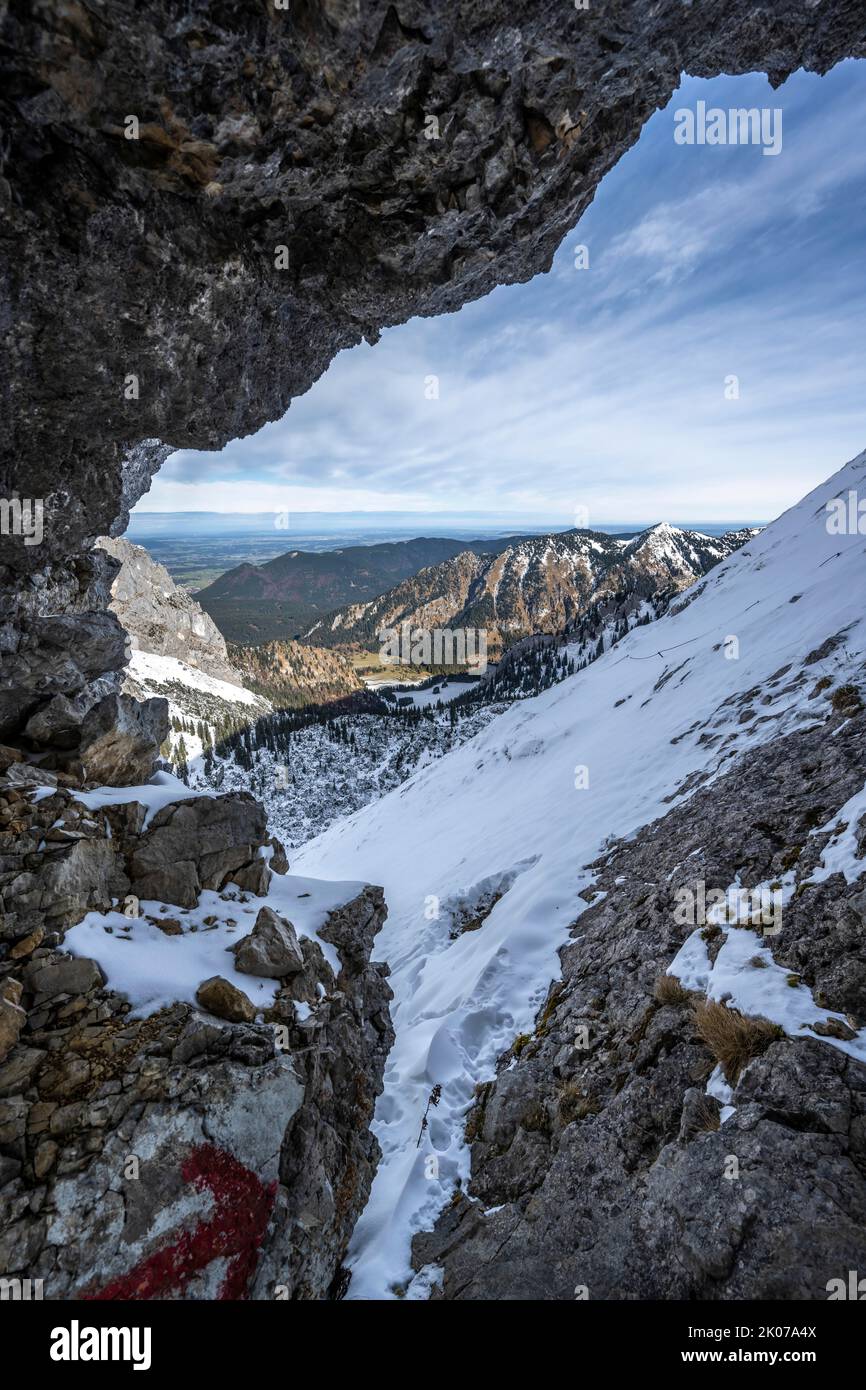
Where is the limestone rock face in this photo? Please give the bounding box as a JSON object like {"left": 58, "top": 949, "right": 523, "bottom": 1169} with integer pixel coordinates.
{"left": 267, "top": 838, "right": 289, "bottom": 875}
{"left": 0, "top": 981, "right": 26, "bottom": 1066}
{"left": 0, "top": 739, "right": 392, "bottom": 1299}
{"left": 1, "top": 553, "right": 168, "bottom": 784}
{"left": 319, "top": 884, "right": 388, "bottom": 974}
{"left": 77, "top": 693, "right": 169, "bottom": 786}
{"left": 1, "top": 3, "right": 864, "bottom": 767}
{"left": 127, "top": 793, "right": 269, "bottom": 907}
{"left": 0, "top": 782, "right": 273, "bottom": 943}
{"left": 23, "top": 957, "right": 105, "bottom": 1007}
{"left": 4, "top": 2, "right": 865, "bottom": 576}
{"left": 97, "top": 536, "right": 242, "bottom": 685}
{"left": 0, "top": 559, "right": 128, "bottom": 745}
{"left": 0, "top": 751, "right": 394, "bottom": 1299}
{"left": 21, "top": 685, "right": 166, "bottom": 786}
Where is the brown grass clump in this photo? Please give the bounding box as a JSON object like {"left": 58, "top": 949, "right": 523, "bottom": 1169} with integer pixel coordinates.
{"left": 691, "top": 1093, "right": 722, "bottom": 1134}
{"left": 830, "top": 683, "right": 864, "bottom": 714}
{"left": 654, "top": 973, "right": 691, "bottom": 1006}
{"left": 558, "top": 1083, "right": 601, "bottom": 1125}
{"left": 692, "top": 999, "right": 783, "bottom": 1085}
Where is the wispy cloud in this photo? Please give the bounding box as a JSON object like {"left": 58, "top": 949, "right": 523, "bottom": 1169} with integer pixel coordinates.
{"left": 141, "top": 62, "right": 866, "bottom": 523}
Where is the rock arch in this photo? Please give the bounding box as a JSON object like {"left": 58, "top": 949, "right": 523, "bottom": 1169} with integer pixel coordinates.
{"left": 1, "top": 0, "right": 864, "bottom": 771}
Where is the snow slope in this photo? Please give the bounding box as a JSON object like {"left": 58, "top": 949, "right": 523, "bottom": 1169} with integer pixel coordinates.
{"left": 292, "top": 449, "right": 866, "bottom": 1299}
{"left": 128, "top": 649, "right": 265, "bottom": 709}
{"left": 123, "top": 648, "right": 271, "bottom": 767}
{"left": 387, "top": 678, "right": 479, "bottom": 709}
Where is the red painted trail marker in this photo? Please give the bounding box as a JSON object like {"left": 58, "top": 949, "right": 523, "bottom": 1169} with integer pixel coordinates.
{"left": 83, "top": 1143, "right": 277, "bottom": 1301}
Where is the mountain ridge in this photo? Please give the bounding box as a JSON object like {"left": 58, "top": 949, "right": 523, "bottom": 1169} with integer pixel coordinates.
{"left": 302, "top": 524, "right": 758, "bottom": 658}
{"left": 196, "top": 533, "right": 549, "bottom": 644}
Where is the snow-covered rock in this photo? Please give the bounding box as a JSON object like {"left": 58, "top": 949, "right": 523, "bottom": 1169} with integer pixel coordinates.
{"left": 304, "top": 523, "right": 753, "bottom": 657}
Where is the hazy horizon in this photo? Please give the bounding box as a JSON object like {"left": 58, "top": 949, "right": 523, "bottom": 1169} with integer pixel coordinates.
{"left": 128, "top": 509, "right": 766, "bottom": 539}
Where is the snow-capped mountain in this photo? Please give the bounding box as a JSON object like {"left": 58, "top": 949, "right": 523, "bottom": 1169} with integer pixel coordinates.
{"left": 291, "top": 452, "right": 866, "bottom": 1299}
{"left": 195, "top": 533, "right": 531, "bottom": 645}
{"left": 304, "top": 525, "right": 755, "bottom": 657}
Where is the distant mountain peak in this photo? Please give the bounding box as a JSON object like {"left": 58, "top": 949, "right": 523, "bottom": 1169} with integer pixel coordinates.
{"left": 303, "top": 523, "right": 755, "bottom": 657}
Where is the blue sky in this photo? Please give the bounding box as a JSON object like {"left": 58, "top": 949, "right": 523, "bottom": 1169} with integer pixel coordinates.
{"left": 140, "top": 61, "right": 866, "bottom": 525}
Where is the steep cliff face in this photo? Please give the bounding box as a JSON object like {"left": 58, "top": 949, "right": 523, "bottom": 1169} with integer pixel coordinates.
{"left": 2, "top": 2, "right": 865, "bottom": 771}
{"left": 99, "top": 536, "right": 242, "bottom": 685}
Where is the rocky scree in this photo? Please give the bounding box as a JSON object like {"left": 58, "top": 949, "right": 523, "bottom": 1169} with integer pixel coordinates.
{"left": 413, "top": 701, "right": 866, "bottom": 1299}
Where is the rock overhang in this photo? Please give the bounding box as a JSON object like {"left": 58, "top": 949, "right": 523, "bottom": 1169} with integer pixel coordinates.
{"left": 1, "top": 1, "right": 864, "bottom": 764}
{"left": 2, "top": 1, "right": 865, "bottom": 566}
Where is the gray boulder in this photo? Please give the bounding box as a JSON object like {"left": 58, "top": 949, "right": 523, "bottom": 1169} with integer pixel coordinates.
{"left": 23, "top": 955, "right": 104, "bottom": 1005}
{"left": 319, "top": 884, "right": 387, "bottom": 973}
{"left": 234, "top": 907, "right": 304, "bottom": 979}
{"left": 77, "top": 693, "right": 168, "bottom": 786}
{"left": 229, "top": 858, "right": 271, "bottom": 896}
{"left": 127, "top": 793, "right": 267, "bottom": 906}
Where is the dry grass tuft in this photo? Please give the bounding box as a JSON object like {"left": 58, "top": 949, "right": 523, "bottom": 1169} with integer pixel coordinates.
{"left": 831, "top": 683, "right": 864, "bottom": 714}
{"left": 654, "top": 973, "right": 691, "bottom": 1006}
{"left": 691, "top": 1093, "right": 722, "bottom": 1133}
{"left": 558, "top": 1083, "right": 601, "bottom": 1125}
{"left": 692, "top": 998, "right": 783, "bottom": 1085}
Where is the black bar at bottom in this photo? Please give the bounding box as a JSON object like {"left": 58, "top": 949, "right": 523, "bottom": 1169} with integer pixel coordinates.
{"left": 3, "top": 1295, "right": 861, "bottom": 1376}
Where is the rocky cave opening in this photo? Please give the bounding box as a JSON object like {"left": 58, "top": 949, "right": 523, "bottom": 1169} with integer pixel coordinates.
{"left": 1, "top": 0, "right": 865, "bottom": 1308}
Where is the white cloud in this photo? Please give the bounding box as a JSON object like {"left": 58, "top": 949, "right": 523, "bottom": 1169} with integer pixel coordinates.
{"left": 139, "top": 63, "right": 866, "bottom": 526}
